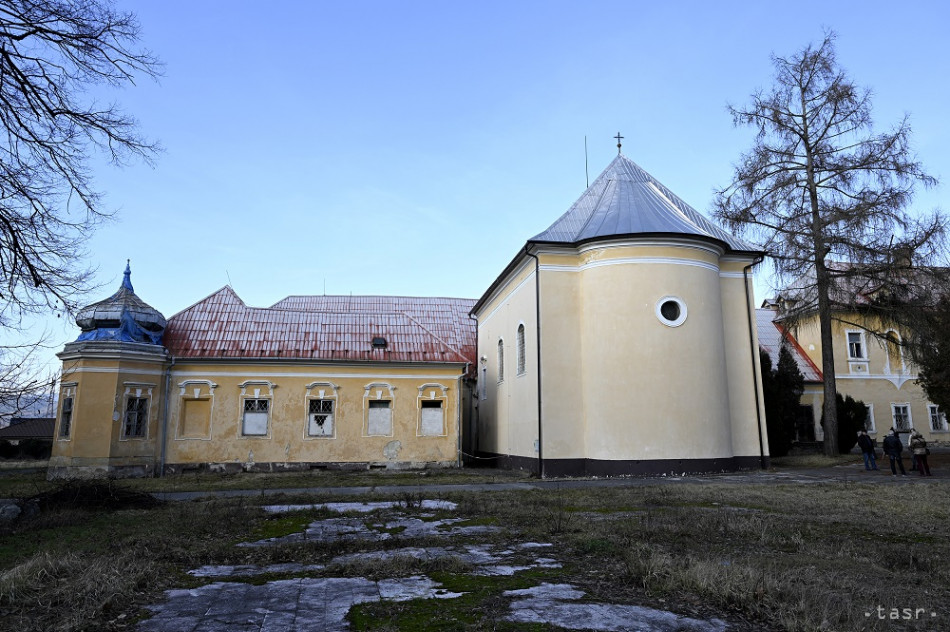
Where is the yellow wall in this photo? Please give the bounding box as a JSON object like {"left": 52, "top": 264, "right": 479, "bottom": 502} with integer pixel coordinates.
{"left": 50, "top": 341, "right": 466, "bottom": 478}
{"left": 474, "top": 239, "right": 767, "bottom": 469}
{"left": 789, "top": 313, "right": 947, "bottom": 442}
{"left": 165, "top": 362, "right": 463, "bottom": 468}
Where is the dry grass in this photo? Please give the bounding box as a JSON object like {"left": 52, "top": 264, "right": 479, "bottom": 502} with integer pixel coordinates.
{"left": 1, "top": 476, "right": 948, "bottom": 631}
{"left": 453, "top": 483, "right": 950, "bottom": 631}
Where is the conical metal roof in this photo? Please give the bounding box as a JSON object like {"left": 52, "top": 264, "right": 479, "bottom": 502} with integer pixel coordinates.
{"left": 530, "top": 153, "right": 756, "bottom": 252}
{"left": 74, "top": 263, "right": 166, "bottom": 344}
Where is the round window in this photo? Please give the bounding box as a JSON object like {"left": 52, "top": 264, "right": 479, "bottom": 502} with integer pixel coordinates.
{"left": 656, "top": 296, "right": 687, "bottom": 327}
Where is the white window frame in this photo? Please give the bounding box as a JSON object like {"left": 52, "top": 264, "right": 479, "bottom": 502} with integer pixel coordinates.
{"left": 865, "top": 403, "right": 876, "bottom": 434}
{"left": 120, "top": 383, "right": 154, "bottom": 440}
{"left": 58, "top": 383, "right": 77, "bottom": 440}
{"left": 891, "top": 403, "right": 912, "bottom": 432}
{"left": 846, "top": 330, "right": 867, "bottom": 360}
{"left": 241, "top": 398, "right": 270, "bottom": 436}
{"left": 238, "top": 380, "right": 277, "bottom": 438}
{"left": 883, "top": 330, "right": 904, "bottom": 374}
{"left": 176, "top": 380, "right": 217, "bottom": 441}
{"left": 516, "top": 323, "right": 526, "bottom": 376}
{"left": 363, "top": 382, "right": 395, "bottom": 437}
{"left": 928, "top": 404, "right": 948, "bottom": 433}
{"left": 304, "top": 381, "right": 339, "bottom": 439}
{"left": 655, "top": 296, "right": 687, "bottom": 327}
{"left": 497, "top": 338, "right": 505, "bottom": 383}
{"left": 417, "top": 383, "right": 448, "bottom": 437}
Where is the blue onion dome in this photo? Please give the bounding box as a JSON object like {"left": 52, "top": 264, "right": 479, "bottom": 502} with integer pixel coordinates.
{"left": 75, "top": 262, "right": 166, "bottom": 345}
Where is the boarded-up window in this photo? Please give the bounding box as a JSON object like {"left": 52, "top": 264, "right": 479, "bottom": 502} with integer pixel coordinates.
{"left": 181, "top": 399, "right": 211, "bottom": 438}
{"left": 308, "top": 399, "right": 334, "bottom": 437}
{"left": 367, "top": 400, "right": 392, "bottom": 436}
{"left": 243, "top": 399, "right": 269, "bottom": 436}
{"left": 420, "top": 400, "right": 444, "bottom": 436}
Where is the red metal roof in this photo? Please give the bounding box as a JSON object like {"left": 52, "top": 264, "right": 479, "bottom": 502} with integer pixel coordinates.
{"left": 164, "top": 287, "right": 477, "bottom": 365}
{"left": 756, "top": 308, "right": 823, "bottom": 382}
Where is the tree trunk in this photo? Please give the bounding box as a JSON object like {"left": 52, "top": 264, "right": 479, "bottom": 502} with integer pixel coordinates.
{"left": 816, "top": 265, "right": 839, "bottom": 455}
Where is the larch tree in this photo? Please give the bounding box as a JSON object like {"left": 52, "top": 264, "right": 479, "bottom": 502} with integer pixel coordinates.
{"left": 0, "top": 0, "right": 159, "bottom": 414}
{"left": 715, "top": 33, "right": 944, "bottom": 456}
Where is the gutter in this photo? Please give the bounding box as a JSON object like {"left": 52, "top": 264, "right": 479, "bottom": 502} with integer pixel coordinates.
{"left": 524, "top": 245, "right": 544, "bottom": 478}
{"left": 159, "top": 355, "right": 175, "bottom": 477}
{"left": 743, "top": 255, "right": 766, "bottom": 469}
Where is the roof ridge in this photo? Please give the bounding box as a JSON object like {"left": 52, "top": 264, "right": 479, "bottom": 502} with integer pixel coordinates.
{"left": 400, "top": 312, "right": 469, "bottom": 363}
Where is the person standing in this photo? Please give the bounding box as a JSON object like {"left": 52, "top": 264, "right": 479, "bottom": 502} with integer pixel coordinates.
{"left": 909, "top": 430, "right": 933, "bottom": 476}
{"left": 857, "top": 430, "right": 878, "bottom": 471}
{"left": 882, "top": 428, "right": 907, "bottom": 477}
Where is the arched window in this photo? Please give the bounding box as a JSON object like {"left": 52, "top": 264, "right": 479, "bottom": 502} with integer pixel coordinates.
{"left": 884, "top": 331, "right": 903, "bottom": 374}
{"left": 516, "top": 324, "right": 526, "bottom": 375}
{"left": 497, "top": 338, "right": 505, "bottom": 383}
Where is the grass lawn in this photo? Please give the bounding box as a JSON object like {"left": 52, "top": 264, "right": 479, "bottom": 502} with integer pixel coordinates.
{"left": 0, "top": 466, "right": 947, "bottom": 631}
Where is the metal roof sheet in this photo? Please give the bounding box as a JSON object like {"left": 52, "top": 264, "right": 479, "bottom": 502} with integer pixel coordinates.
{"left": 164, "top": 288, "right": 476, "bottom": 365}
{"left": 531, "top": 153, "right": 757, "bottom": 252}
{"left": 756, "top": 308, "right": 823, "bottom": 382}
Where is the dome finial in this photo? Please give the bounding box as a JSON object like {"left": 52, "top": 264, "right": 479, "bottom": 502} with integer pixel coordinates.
{"left": 614, "top": 132, "right": 624, "bottom": 154}
{"left": 122, "top": 259, "right": 134, "bottom": 292}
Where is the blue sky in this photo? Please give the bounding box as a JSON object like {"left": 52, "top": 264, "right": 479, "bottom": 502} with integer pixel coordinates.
{"left": 20, "top": 0, "right": 950, "bottom": 372}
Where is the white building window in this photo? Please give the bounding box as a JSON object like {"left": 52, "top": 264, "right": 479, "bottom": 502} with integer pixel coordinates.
{"left": 847, "top": 331, "right": 866, "bottom": 360}
{"left": 479, "top": 367, "right": 487, "bottom": 400}
{"left": 123, "top": 397, "right": 149, "bottom": 438}
{"left": 929, "top": 405, "right": 948, "bottom": 432}
{"left": 865, "top": 404, "right": 875, "bottom": 434}
{"left": 58, "top": 383, "right": 77, "bottom": 439}
{"left": 891, "top": 404, "right": 912, "bottom": 431}
{"left": 242, "top": 399, "right": 270, "bottom": 436}
{"left": 516, "top": 324, "right": 526, "bottom": 375}
{"left": 497, "top": 338, "right": 505, "bottom": 383}
{"left": 308, "top": 399, "right": 334, "bottom": 437}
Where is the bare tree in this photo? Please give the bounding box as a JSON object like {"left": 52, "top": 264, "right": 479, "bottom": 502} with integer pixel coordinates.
{"left": 715, "top": 33, "right": 944, "bottom": 455}
{"left": 0, "top": 0, "right": 159, "bottom": 416}
{"left": 0, "top": 0, "right": 159, "bottom": 322}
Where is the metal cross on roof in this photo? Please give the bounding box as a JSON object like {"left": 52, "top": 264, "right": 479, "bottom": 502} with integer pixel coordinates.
{"left": 614, "top": 132, "right": 623, "bottom": 153}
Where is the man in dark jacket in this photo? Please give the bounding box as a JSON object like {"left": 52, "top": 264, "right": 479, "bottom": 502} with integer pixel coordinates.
{"left": 882, "top": 428, "right": 907, "bottom": 476}
{"left": 857, "top": 430, "right": 878, "bottom": 471}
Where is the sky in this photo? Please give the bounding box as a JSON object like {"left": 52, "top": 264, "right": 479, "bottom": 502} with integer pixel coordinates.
{"left": 15, "top": 0, "right": 950, "bottom": 375}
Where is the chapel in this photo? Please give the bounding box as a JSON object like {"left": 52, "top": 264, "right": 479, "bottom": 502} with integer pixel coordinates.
{"left": 470, "top": 151, "right": 769, "bottom": 476}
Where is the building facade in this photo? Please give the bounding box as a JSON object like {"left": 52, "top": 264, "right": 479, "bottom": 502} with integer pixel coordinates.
{"left": 470, "top": 153, "right": 769, "bottom": 476}
{"left": 49, "top": 267, "right": 475, "bottom": 478}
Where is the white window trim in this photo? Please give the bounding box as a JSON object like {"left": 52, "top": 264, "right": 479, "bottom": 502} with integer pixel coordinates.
{"left": 363, "top": 382, "right": 395, "bottom": 437}
{"left": 58, "top": 383, "right": 77, "bottom": 441}
{"left": 883, "top": 330, "right": 905, "bottom": 375}
{"left": 846, "top": 330, "right": 868, "bottom": 361}
{"left": 890, "top": 403, "right": 913, "bottom": 432}
{"left": 655, "top": 296, "right": 687, "bottom": 327}
{"left": 417, "top": 383, "right": 449, "bottom": 437}
{"left": 176, "top": 380, "right": 217, "bottom": 441}
{"left": 865, "top": 403, "right": 876, "bottom": 434}
{"left": 240, "top": 397, "right": 271, "bottom": 437}
{"left": 120, "top": 383, "right": 154, "bottom": 440}
{"left": 497, "top": 338, "right": 505, "bottom": 383}
{"left": 928, "top": 404, "right": 948, "bottom": 433}
{"left": 516, "top": 323, "right": 526, "bottom": 376}
{"left": 304, "top": 381, "right": 340, "bottom": 439}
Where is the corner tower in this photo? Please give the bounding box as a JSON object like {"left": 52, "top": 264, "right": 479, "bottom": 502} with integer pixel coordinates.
{"left": 49, "top": 263, "right": 169, "bottom": 478}
{"left": 471, "top": 152, "right": 768, "bottom": 476}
